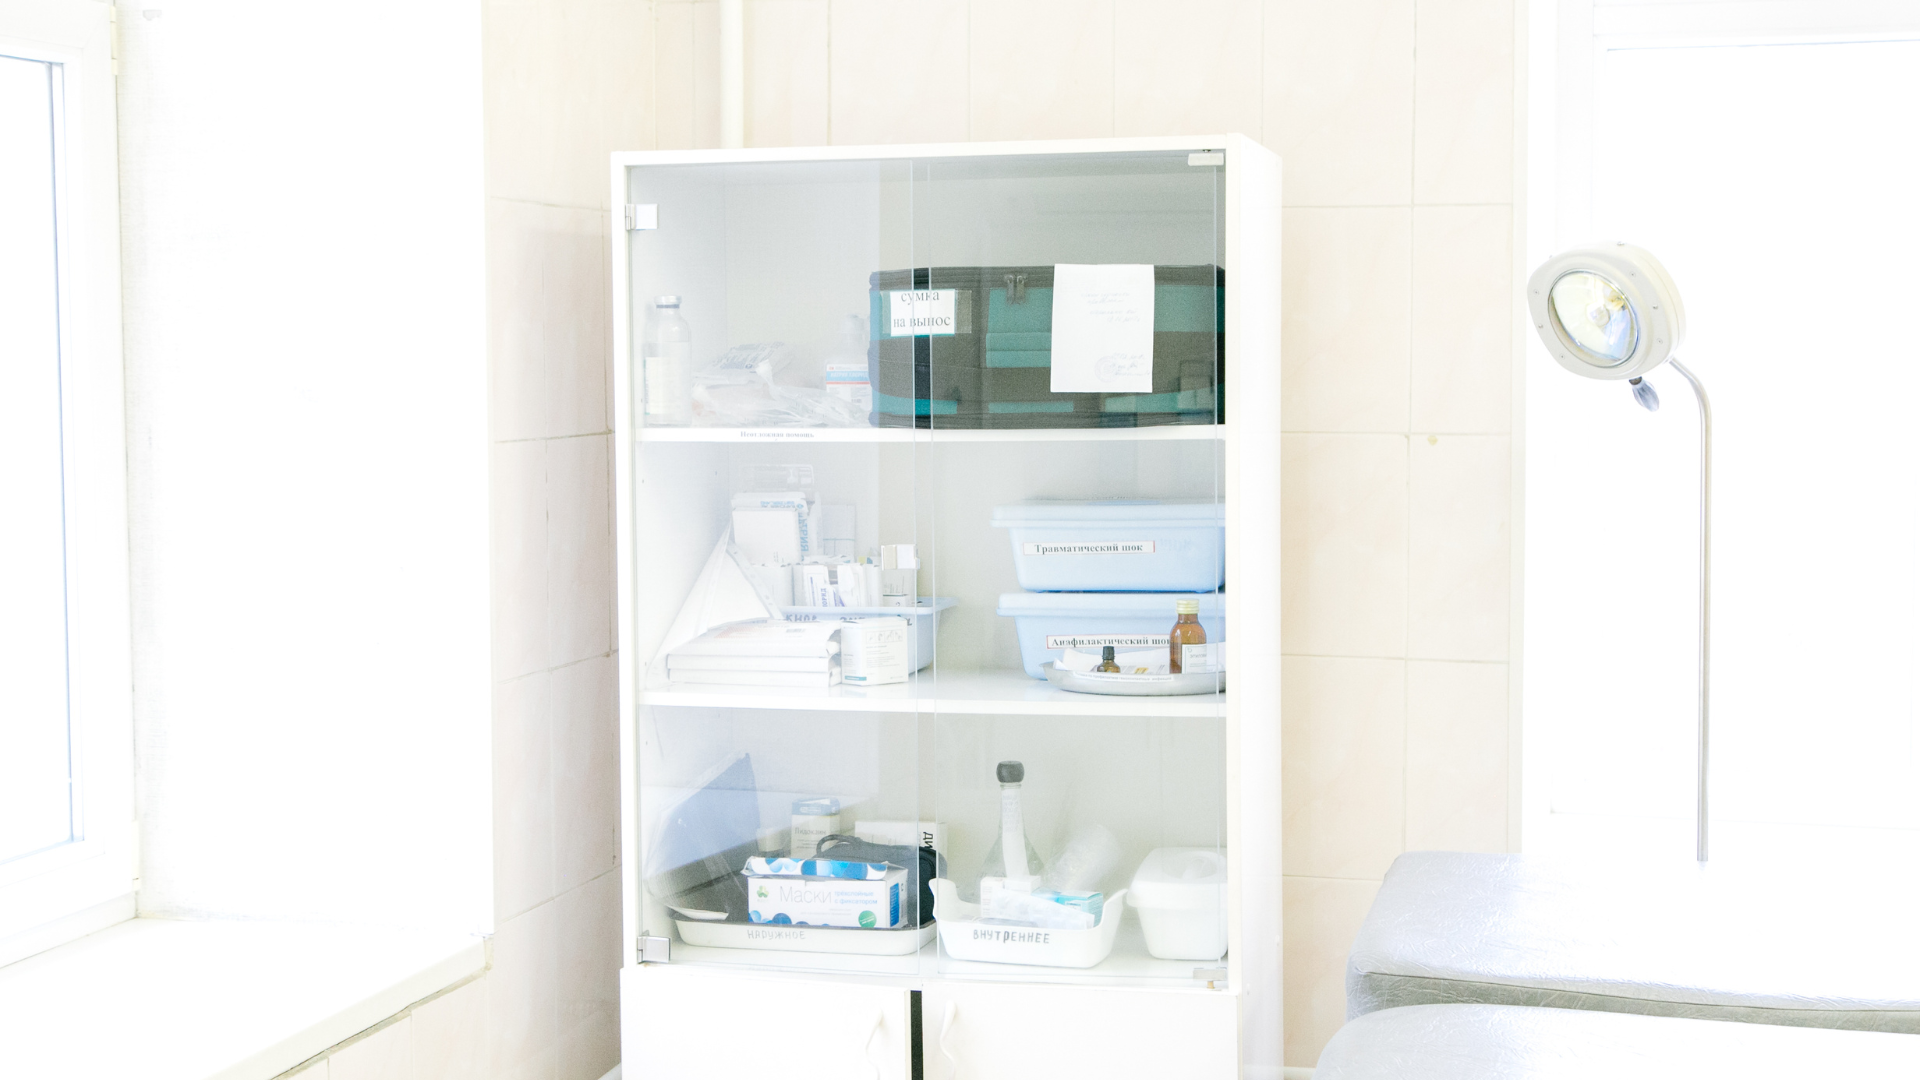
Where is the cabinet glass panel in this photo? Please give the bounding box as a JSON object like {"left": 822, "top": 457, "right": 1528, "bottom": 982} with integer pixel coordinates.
{"left": 625, "top": 149, "right": 1229, "bottom": 984}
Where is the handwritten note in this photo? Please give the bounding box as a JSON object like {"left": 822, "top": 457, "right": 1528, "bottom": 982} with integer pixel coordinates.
{"left": 1050, "top": 264, "right": 1154, "bottom": 393}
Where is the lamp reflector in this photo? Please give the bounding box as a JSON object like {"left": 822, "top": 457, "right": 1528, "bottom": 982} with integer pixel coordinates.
{"left": 1549, "top": 270, "right": 1638, "bottom": 367}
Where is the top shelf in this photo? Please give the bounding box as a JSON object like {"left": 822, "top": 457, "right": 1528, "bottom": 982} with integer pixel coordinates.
{"left": 636, "top": 425, "right": 1229, "bottom": 444}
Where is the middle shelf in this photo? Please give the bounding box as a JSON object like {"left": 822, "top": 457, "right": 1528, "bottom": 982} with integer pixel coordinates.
{"left": 639, "top": 668, "right": 1227, "bottom": 718}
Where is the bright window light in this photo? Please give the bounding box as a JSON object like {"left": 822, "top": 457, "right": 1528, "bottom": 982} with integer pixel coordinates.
{"left": 1529, "top": 37, "right": 1920, "bottom": 867}
{"left": 0, "top": 54, "right": 76, "bottom": 867}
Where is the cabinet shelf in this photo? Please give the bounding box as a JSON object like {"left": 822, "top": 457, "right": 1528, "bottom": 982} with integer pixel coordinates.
{"left": 664, "top": 919, "right": 1224, "bottom": 992}
{"left": 639, "top": 668, "right": 1226, "bottom": 718}
{"left": 635, "top": 425, "right": 1227, "bottom": 444}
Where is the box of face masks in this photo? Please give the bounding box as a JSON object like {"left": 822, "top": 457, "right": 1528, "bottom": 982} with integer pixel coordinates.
{"left": 745, "top": 866, "right": 906, "bottom": 929}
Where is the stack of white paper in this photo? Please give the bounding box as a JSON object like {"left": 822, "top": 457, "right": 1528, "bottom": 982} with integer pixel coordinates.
{"left": 665, "top": 620, "right": 843, "bottom": 688}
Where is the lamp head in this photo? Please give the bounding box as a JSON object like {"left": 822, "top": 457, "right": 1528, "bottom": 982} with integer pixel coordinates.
{"left": 1528, "top": 243, "right": 1686, "bottom": 381}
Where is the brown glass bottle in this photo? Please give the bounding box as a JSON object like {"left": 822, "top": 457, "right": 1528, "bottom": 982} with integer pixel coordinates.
{"left": 1168, "top": 598, "right": 1206, "bottom": 673}
{"left": 1096, "top": 646, "right": 1121, "bottom": 673}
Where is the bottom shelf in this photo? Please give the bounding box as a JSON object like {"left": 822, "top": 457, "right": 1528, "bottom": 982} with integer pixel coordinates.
{"left": 659, "top": 915, "right": 1220, "bottom": 990}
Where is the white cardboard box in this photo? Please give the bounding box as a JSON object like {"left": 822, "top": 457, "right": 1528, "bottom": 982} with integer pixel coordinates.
{"left": 839, "top": 616, "right": 910, "bottom": 685}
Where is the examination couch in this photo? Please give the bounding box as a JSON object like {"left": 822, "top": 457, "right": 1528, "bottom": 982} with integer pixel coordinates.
{"left": 1314, "top": 852, "right": 1920, "bottom": 1077}
{"left": 1347, "top": 851, "right": 1920, "bottom": 1031}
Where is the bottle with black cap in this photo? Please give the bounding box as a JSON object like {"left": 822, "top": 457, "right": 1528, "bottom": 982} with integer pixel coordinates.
{"left": 979, "top": 760, "right": 1045, "bottom": 889}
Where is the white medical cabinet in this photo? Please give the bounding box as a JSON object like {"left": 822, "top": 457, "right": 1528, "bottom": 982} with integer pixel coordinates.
{"left": 612, "top": 136, "right": 1281, "bottom": 1079}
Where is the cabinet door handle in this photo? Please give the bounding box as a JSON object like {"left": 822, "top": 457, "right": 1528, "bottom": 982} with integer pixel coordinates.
{"left": 939, "top": 1000, "right": 961, "bottom": 1077}
{"left": 864, "top": 1009, "right": 884, "bottom": 1080}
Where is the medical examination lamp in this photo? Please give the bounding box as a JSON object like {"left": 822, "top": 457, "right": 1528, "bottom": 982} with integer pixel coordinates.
{"left": 1527, "top": 243, "right": 1713, "bottom": 863}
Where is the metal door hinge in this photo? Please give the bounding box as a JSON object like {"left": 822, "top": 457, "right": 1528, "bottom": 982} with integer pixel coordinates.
{"left": 625, "top": 204, "right": 658, "bottom": 231}
{"left": 637, "top": 934, "right": 670, "bottom": 963}
{"left": 1188, "top": 151, "right": 1224, "bottom": 166}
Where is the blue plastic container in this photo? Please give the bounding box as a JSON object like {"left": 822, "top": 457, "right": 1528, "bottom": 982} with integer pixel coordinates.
{"left": 991, "top": 500, "right": 1226, "bottom": 592}
{"left": 996, "top": 592, "right": 1227, "bottom": 679}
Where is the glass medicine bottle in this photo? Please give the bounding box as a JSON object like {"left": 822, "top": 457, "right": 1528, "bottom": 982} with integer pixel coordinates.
{"left": 641, "top": 294, "right": 693, "bottom": 426}
{"left": 977, "top": 760, "right": 1045, "bottom": 891}
{"left": 1169, "top": 597, "right": 1206, "bottom": 673}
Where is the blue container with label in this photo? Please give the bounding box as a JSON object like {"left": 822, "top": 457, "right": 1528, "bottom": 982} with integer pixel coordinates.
{"left": 992, "top": 500, "right": 1226, "bottom": 592}
{"left": 996, "top": 591, "right": 1227, "bottom": 679}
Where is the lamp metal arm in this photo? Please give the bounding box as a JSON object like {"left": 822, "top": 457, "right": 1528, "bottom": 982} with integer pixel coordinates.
{"left": 1669, "top": 359, "right": 1711, "bottom": 864}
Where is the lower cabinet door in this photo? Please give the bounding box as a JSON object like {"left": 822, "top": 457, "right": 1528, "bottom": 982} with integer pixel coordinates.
{"left": 922, "top": 982, "right": 1239, "bottom": 1080}
{"left": 620, "top": 964, "right": 912, "bottom": 1080}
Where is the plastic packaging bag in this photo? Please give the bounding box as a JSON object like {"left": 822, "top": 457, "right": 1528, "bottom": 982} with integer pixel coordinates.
{"left": 692, "top": 342, "right": 869, "bottom": 428}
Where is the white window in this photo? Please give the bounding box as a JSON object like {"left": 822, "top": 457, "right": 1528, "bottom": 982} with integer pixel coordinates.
{"left": 0, "top": 0, "right": 134, "bottom": 964}
{"left": 1526, "top": 0, "right": 1920, "bottom": 867}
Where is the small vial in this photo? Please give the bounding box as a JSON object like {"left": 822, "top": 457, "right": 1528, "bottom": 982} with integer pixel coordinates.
{"left": 1096, "top": 645, "right": 1121, "bottom": 673}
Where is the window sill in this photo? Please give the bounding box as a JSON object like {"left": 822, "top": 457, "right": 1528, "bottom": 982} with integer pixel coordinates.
{"left": 0, "top": 916, "right": 485, "bottom": 1080}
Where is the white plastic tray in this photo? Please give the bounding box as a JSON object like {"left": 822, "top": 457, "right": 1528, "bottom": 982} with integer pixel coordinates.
{"left": 1044, "top": 662, "right": 1226, "bottom": 697}
{"left": 780, "top": 596, "right": 956, "bottom": 671}
{"left": 930, "top": 879, "right": 1127, "bottom": 968}
{"left": 673, "top": 918, "right": 936, "bottom": 955}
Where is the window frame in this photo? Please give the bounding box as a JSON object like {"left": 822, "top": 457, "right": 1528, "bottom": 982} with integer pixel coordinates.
{"left": 0, "top": 0, "right": 135, "bottom": 965}
{"left": 1522, "top": 0, "right": 1920, "bottom": 852}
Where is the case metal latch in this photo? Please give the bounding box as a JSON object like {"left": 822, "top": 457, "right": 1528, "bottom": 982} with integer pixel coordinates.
{"left": 1193, "top": 966, "right": 1227, "bottom": 988}
{"left": 625, "top": 204, "right": 659, "bottom": 231}
{"left": 637, "top": 934, "right": 671, "bottom": 963}
{"left": 1003, "top": 273, "right": 1027, "bottom": 304}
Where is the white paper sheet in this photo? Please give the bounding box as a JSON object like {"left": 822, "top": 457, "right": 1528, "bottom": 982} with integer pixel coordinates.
{"left": 1050, "top": 263, "right": 1155, "bottom": 393}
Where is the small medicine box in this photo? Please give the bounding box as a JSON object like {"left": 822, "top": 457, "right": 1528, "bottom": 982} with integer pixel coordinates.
{"left": 1129, "top": 847, "right": 1229, "bottom": 961}
{"left": 991, "top": 500, "right": 1225, "bottom": 592}
{"left": 996, "top": 591, "right": 1226, "bottom": 679}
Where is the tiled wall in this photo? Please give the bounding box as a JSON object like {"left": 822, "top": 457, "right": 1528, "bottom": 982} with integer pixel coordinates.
{"left": 477, "top": 0, "right": 658, "bottom": 1076}
{"left": 652, "top": 1, "right": 1521, "bottom": 1067}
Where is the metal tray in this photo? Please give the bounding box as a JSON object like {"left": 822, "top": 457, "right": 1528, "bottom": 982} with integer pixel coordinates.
{"left": 1043, "top": 662, "right": 1226, "bottom": 697}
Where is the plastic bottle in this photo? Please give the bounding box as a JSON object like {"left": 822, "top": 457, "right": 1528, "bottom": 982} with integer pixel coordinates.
{"left": 642, "top": 295, "right": 693, "bottom": 426}
{"left": 979, "top": 760, "right": 1044, "bottom": 889}
{"left": 1169, "top": 597, "right": 1206, "bottom": 673}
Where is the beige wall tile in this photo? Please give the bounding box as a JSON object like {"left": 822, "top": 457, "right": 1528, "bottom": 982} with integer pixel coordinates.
{"left": 489, "top": 200, "right": 613, "bottom": 443}
{"left": 484, "top": 0, "right": 655, "bottom": 209}
{"left": 692, "top": 1, "right": 722, "bottom": 149}
{"left": 410, "top": 977, "right": 491, "bottom": 1080}
{"left": 1411, "top": 205, "right": 1512, "bottom": 433}
{"left": 746, "top": 1, "right": 831, "bottom": 146}
{"left": 329, "top": 1019, "right": 412, "bottom": 1080}
{"left": 1406, "top": 659, "right": 1510, "bottom": 852}
{"left": 1264, "top": 0, "right": 1415, "bottom": 206}
{"left": 490, "top": 901, "right": 561, "bottom": 1080}
{"left": 1284, "top": 875, "right": 1380, "bottom": 1069}
{"left": 1413, "top": 0, "right": 1514, "bottom": 204}
{"left": 495, "top": 671, "right": 555, "bottom": 920}
{"left": 491, "top": 441, "right": 549, "bottom": 680}
{"left": 556, "top": 871, "right": 624, "bottom": 1080}
{"left": 655, "top": 3, "right": 697, "bottom": 150}
{"left": 1407, "top": 434, "right": 1510, "bottom": 661}
{"left": 552, "top": 656, "right": 620, "bottom": 895}
{"left": 829, "top": 1, "right": 969, "bottom": 145}
{"left": 656, "top": 2, "right": 722, "bottom": 150}
{"left": 969, "top": 0, "right": 1115, "bottom": 141}
{"left": 1113, "top": 0, "right": 1262, "bottom": 138}
{"left": 1281, "top": 434, "right": 1409, "bottom": 658}
{"left": 546, "top": 434, "right": 614, "bottom": 668}
{"left": 1282, "top": 657, "right": 1406, "bottom": 878}
{"left": 1281, "top": 208, "right": 1411, "bottom": 432}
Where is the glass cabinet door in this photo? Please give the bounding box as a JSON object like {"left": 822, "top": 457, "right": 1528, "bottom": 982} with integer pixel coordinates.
{"left": 624, "top": 147, "right": 1229, "bottom": 986}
